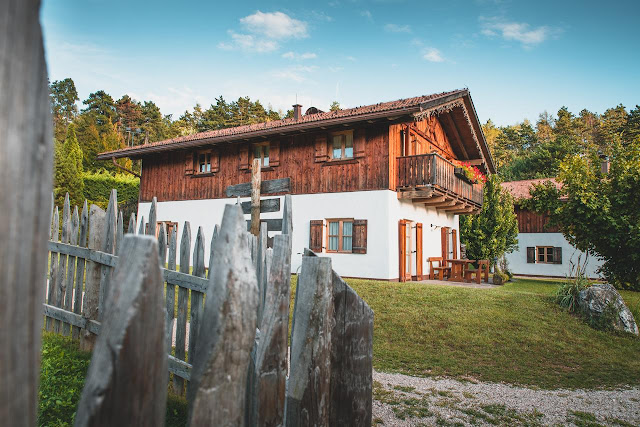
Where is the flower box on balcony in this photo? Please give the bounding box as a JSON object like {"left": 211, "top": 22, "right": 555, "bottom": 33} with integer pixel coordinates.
{"left": 454, "top": 167, "right": 475, "bottom": 184}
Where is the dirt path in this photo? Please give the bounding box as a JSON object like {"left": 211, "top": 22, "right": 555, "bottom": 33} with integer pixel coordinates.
{"left": 373, "top": 371, "right": 640, "bottom": 426}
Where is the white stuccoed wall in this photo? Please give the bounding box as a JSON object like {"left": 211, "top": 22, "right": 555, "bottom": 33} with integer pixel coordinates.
{"left": 505, "top": 232, "right": 604, "bottom": 278}
{"left": 138, "top": 189, "right": 459, "bottom": 280}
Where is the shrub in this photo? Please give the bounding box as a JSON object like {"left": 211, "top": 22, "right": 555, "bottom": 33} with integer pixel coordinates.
{"left": 493, "top": 270, "right": 508, "bottom": 285}
{"left": 83, "top": 170, "right": 139, "bottom": 220}
{"left": 555, "top": 278, "right": 590, "bottom": 313}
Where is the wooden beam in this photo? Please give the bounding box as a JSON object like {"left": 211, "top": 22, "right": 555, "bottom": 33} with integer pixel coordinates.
{"left": 440, "top": 202, "right": 466, "bottom": 212}
{"left": 240, "top": 198, "right": 280, "bottom": 215}
{"left": 226, "top": 177, "right": 291, "bottom": 197}
{"left": 465, "top": 159, "right": 484, "bottom": 166}
{"left": 397, "top": 188, "right": 434, "bottom": 200}
{"left": 449, "top": 207, "right": 475, "bottom": 214}
{"left": 432, "top": 199, "right": 458, "bottom": 209}
{"left": 246, "top": 219, "right": 283, "bottom": 232}
{"left": 420, "top": 196, "right": 449, "bottom": 205}
{"left": 443, "top": 113, "right": 469, "bottom": 159}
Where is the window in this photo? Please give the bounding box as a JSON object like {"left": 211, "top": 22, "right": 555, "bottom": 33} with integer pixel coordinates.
{"left": 537, "top": 246, "right": 554, "bottom": 263}
{"left": 253, "top": 142, "right": 270, "bottom": 167}
{"left": 197, "top": 151, "right": 211, "bottom": 173}
{"left": 327, "top": 219, "right": 353, "bottom": 253}
{"left": 330, "top": 130, "right": 354, "bottom": 160}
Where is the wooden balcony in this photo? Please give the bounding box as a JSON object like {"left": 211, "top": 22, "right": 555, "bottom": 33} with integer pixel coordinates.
{"left": 396, "top": 153, "right": 483, "bottom": 214}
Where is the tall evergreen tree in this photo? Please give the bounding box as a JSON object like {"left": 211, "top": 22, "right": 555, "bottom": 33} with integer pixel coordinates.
{"left": 49, "top": 77, "right": 79, "bottom": 141}
{"left": 54, "top": 123, "right": 84, "bottom": 207}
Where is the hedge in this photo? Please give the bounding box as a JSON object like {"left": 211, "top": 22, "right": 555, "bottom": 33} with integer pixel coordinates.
{"left": 82, "top": 171, "right": 140, "bottom": 221}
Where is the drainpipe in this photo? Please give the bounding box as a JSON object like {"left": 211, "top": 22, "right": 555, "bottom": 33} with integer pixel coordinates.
{"left": 112, "top": 157, "right": 141, "bottom": 178}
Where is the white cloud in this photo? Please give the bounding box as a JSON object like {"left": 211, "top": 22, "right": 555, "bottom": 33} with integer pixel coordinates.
{"left": 361, "top": 10, "right": 373, "bottom": 22}
{"left": 480, "top": 17, "right": 554, "bottom": 47}
{"left": 423, "top": 47, "right": 444, "bottom": 62}
{"left": 282, "top": 51, "right": 317, "bottom": 60}
{"left": 240, "top": 11, "right": 308, "bottom": 40}
{"left": 271, "top": 65, "right": 318, "bottom": 83}
{"left": 345, "top": 56, "right": 357, "bottom": 61}
{"left": 218, "top": 31, "right": 279, "bottom": 53}
{"left": 384, "top": 23, "right": 411, "bottom": 33}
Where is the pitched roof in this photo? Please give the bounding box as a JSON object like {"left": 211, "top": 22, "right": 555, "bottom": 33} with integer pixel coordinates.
{"left": 96, "top": 88, "right": 495, "bottom": 172}
{"left": 501, "top": 178, "right": 561, "bottom": 200}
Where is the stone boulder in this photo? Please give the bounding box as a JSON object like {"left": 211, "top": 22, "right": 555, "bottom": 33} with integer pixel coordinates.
{"left": 577, "top": 284, "right": 639, "bottom": 336}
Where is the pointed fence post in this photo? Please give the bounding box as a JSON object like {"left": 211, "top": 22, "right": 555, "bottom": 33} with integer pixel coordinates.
{"left": 62, "top": 206, "right": 79, "bottom": 336}
{"left": 54, "top": 193, "right": 71, "bottom": 333}
{"left": 74, "top": 235, "right": 167, "bottom": 427}
{"left": 46, "top": 207, "right": 59, "bottom": 332}
{"left": 165, "top": 226, "right": 178, "bottom": 358}
{"left": 286, "top": 255, "right": 334, "bottom": 426}
{"left": 138, "top": 215, "right": 145, "bottom": 235}
{"left": 116, "top": 210, "right": 124, "bottom": 253}
{"left": 174, "top": 222, "right": 191, "bottom": 394}
{"left": 0, "top": 2, "right": 52, "bottom": 420}
{"left": 127, "top": 212, "right": 136, "bottom": 234}
{"left": 147, "top": 196, "right": 157, "bottom": 236}
{"left": 72, "top": 201, "right": 89, "bottom": 340}
{"left": 98, "top": 190, "right": 117, "bottom": 321}
{"left": 250, "top": 158, "right": 261, "bottom": 236}
{"left": 249, "top": 234, "right": 292, "bottom": 427}
{"left": 188, "top": 204, "right": 259, "bottom": 426}
{"left": 187, "top": 226, "right": 206, "bottom": 393}
{"left": 207, "top": 225, "right": 219, "bottom": 279}
{"left": 80, "top": 205, "right": 105, "bottom": 352}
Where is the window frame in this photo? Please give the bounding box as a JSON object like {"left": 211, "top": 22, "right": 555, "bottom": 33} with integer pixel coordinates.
{"left": 329, "top": 130, "right": 354, "bottom": 160}
{"left": 195, "top": 150, "right": 212, "bottom": 174}
{"left": 325, "top": 218, "right": 354, "bottom": 254}
{"left": 253, "top": 142, "right": 271, "bottom": 168}
{"left": 536, "top": 246, "right": 555, "bottom": 263}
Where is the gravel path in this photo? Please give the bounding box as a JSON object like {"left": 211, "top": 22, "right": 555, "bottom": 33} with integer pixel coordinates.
{"left": 373, "top": 371, "right": 640, "bottom": 426}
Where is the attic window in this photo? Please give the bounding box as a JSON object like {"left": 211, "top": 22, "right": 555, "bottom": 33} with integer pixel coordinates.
{"left": 330, "top": 130, "right": 354, "bottom": 160}
{"left": 196, "top": 151, "right": 211, "bottom": 173}
{"left": 253, "top": 142, "right": 270, "bottom": 167}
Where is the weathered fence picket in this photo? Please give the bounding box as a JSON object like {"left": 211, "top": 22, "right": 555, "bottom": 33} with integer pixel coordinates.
{"left": 54, "top": 194, "right": 71, "bottom": 333}
{"left": 174, "top": 222, "right": 191, "bottom": 394}
{"left": 74, "top": 235, "right": 167, "bottom": 427}
{"left": 46, "top": 207, "right": 59, "bottom": 332}
{"left": 128, "top": 212, "right": 136, "bottom": 234}
{"left": 188, "top": 226, "right": 206, "bottom": 392}
{"left": 98, "top": 190, "right": 117, "bottom": 320}
{"left": 72, "top": 201, "right": 89, "bottom": 340}
{"left": 62, "top": 206, "right": 79, "bottom": 336}
{"left": 166, "top": 226, "right": 177, "bottom": 356}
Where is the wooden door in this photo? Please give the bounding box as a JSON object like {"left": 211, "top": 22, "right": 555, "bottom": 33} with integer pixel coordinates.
{"left": 441, "top": 227, "right": 450, "bottom": 261}
{"left": 416, "top": 223, "right": 423, "bottom": 280}
{"left": 398, "top": 220, "right": 413, "bottom": 282}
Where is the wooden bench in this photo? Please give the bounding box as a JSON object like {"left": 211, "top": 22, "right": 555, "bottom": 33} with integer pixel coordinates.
{"left": 464, "top": 259, "right": 490, "bottom": 284}
{"left": 428, "top": 257, "right": 451, "bottom": 280}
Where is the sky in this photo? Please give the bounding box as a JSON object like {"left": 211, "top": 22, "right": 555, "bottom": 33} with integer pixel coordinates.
{"left": 42, "top": 0, "right": 640, "bottom": 126}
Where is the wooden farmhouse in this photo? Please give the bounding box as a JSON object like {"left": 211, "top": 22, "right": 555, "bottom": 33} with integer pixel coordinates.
{"left": 98, "top": 89, "right": 495, "bottom": 281}
{"left": 501, "top": 179, "right": 603, "bottom": 278}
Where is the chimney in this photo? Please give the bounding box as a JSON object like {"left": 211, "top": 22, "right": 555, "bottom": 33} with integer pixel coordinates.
{"left": 293, "top": 104, "right": 302, "bottom": 121}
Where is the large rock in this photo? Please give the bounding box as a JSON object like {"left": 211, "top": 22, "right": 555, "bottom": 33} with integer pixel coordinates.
{"left": 577, "top": 284, "right": 639, "bottom": 335}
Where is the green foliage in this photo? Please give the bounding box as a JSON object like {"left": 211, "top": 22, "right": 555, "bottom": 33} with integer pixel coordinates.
{"left": 556, "top": 279, "right": 590, "bottom": 313}
{"left": 54, "top": 123, "right": 85, "bottom": 207}
{"left": 460, "top": 175, "right": 519, "bottom": 267}
{"left": 49, "top": 78, "right": 79, "bottom": 141}
{"left": 38, "top": 332, "right": 92, "bottom": 426}
{"left": 528, "top": 140, "right": 640, "bottom": 290}
{"left": 83, "top": 170, "right": 139, "bottom": 219}
{"left": 329, "top": 101, "right": 341, "bottom": 111}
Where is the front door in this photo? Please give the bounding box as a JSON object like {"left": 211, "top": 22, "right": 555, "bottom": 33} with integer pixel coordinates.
{"left": 399, "top": 220, "right": 423, "bottom": 282}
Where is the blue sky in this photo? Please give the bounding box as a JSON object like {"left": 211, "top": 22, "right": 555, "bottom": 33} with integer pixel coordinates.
{"left": 42, "top": 0, "right": 640, "bottom": 126}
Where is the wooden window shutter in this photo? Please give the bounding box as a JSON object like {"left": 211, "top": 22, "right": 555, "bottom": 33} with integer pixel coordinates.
{"left": 416, "top": 223, "right": 423, "bottom": 278}
{"left": 526, "top": 247, "right": 535, "bottom": 263}
{"left": 314, "top": 135, "right": 328, "bottom": 162}
{"left": 441, "top": 227, "right": 449, "bottom": 260}
{"left": 553, "top": 247, "right": 562, "bottom": 264}
{"left": 270, "top": 141, "right": 280, "bottom": 167}
{"left": 354, "top": 129, "right": 366, "bottom": 158}
{"left": 451, "top": 229, "right": 458, "bottom": 259}
{"left": 185, "top": 152, "right": 194, "bottom": 175}
{"left": 352, "top": 219, "right": 368, "bottom": 254}
{"left": 309, "top": 220, "right": 324, "bottom": 253}
{"left": 211, "top": 148, "right": 220, "bottom": 173}
{"left": 238, "top": 144, "right": 250, "bottom": 170}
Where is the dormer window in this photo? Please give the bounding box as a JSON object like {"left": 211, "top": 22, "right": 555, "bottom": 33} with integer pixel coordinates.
{"left": 197, "top": 151, "right": 211, "bottom": 173}
{"left": 330, "top": 130, "right": 353, "bottom": 160}
{"left": 253, "top": 142, "right": 270, "bottom": 167}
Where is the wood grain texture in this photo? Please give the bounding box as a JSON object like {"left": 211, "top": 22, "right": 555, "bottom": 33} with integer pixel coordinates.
{"left": 250, "top": 158, "right": 261, "bottom": 236}
{"left": 188, "top": 227, "right": 206, "bottom": 371}
{"left": 98, "top": 190, "right": 117, "bottom": 321}
{"left": 188, "top": 204, "right": 258, "bottom": 426}
{"left": 226, "top": 177, "right": 291, "bottom": 198}
{"left": 246, "top": 218, "right": 283, "bottom": 232}
{"left": 0, "top": 1, "right": 52, "bottom": 421}
{"left": 54, "top": 194, "right": 71, "bottom": 333}
{"left": 80, "top": 205, "right": 106, "bottom": 351}
{"left": 147, "top": 196, "right": 157, "bottom": 236}
{"left": 72, "top": 201, "right": 89, "bottom": 339}
{"left": 250, "top": 235, "right": 291, "bottom": 427}
{"left": 286, "top": 255, "right": 334, "bottom": 427}
{"left": 240, "top": 198, "right": 280, "bottom": 214}
{"left": 74, "top": 236, "right": 167, "bottom": 427}
{"left": 128, "top": 212, "right": 136, "bottom": 234}
{"left": 116, "top": 210, "right": 124, "bottom": 253}
{"left": 174, "top": 222, "right": 191, "bottom": 394}
{"left": 165, "top": 226, "right": 177, "bottom": 355}
{"left": 207, "top": 224, "right": 219, "bottom": 279}
{"left": 138, "top": 215, "right": 145, "bottom": 235}
{"left": 157, "top": 223, "right": 167, "bottom": 267}
{"left": 62, "top": 206, "right": 79, "bottom": 336}
{"left": 46, "top": 207, "right": 59, "bottom": 331}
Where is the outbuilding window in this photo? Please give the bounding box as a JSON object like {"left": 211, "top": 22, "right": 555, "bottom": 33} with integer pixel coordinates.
{"left": 253, "top": 142, "right": 270, "bottom": 167}
{"left": 309, "top": 218, "right": 367, "bottom": 254}
{"left": 330, "top": 130, "right": 354, "bottom": 160}
{"left": 527, "top": 246, "right": 562, "bottom": 264}
{"left": 197, "top": 151, "right": 211, "bottom": 173}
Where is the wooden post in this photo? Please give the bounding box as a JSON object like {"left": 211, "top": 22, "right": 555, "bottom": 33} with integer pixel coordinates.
{"left": 282, "top": 194, "right": 293, "bottom": 236}
{"left": 98, "top": 189, "right": 117, "bottom": 320}
{"left": 207, "top": 224, "right": 219, "bottom": 279}
{"left": 62, "top": 206, "right": 79, "bottom": 336}
{"left": 157, "top": 223, "right": 167, "bottom": 267}
{"left": 80, "top": 205, "right": 106, "bottom": 351}
{"left": 138, "top": 215, "right": 145, "bottom": 235}
{"left": 72, "top": 201, "right": 89, "bottom": 340}
{"left": 250, "top": 158, "right": 261, "bottom": 236}
{"left": 127, "top": 212, "right": 136, "bottom": 234}
{"left": 250, "top": 234, "right": 291, "bottom": 427}
{"left": 286, "top": 255, "right": 334, "bottom": 426}
{"left": 165, "top": 226, "right": 178, "bottom": 356}
{"left": 0, "top": 0, "right": 53, "bottom": 422}
{"left": 147, "top": 196, "right": 157, "bottom": 236}
{"left": 188, "top": 227, "right": 206, "bottom": 374}
{"left": 46, "top": 207, "right": 59, "bottom": 332}
{"left": 188, "top": 204, "right": 258, "bottom": 426}
{"left": 174, "top": 222, "right": 191, "bottom": 394}
{"left": 54, "top": 194, "right": 71, "bottom": 333}
{"left": 116, "top": 210, "right": 124, "bottom": 254}
{"left": 74, "top": 236, "right": 167, "bottom": 427}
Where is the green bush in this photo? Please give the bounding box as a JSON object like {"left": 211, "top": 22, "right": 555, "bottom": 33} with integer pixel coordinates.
{"left": 83, "top": 170, "right": 139, "bottom": 220}
{"left": 555, "top": 278, "right": 590, "bottom": 313}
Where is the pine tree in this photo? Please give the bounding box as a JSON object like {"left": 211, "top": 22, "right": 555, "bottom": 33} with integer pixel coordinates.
{"left": 54, "top": 123, "right": 84, "bottom": 207}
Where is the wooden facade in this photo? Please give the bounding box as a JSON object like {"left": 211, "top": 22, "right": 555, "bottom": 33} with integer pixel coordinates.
{"left": 514, "top": 206, "right": 559, "bottom": 233}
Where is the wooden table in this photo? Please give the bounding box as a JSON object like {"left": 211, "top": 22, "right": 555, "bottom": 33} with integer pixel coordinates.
{"left": 446, "top": 259, "right": 475, "bottom": 282}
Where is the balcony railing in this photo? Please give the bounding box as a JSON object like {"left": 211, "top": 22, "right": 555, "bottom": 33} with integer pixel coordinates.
{"left": 396, "top": 153, "right": 483, "bottom": 206}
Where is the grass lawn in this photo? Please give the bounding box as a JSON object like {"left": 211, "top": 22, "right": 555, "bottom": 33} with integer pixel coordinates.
{"left": 345, "top": 277, "right": 640, "bottom": 389}
{"left": 40, "top": 277, "right": 639, "bottom": 425}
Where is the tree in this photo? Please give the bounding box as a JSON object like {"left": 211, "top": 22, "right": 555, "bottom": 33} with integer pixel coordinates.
{"left": 459, "top": 175, "right": 519, "bottom": 268}
{"left": 329, "top": 101, "right": 341, "bottom": 111}
{"left": 115, "top": 95, "right": 143, "bottom": 144}
{"left": 82, "top": 90, "right": 117, "bottom": 129}
{"left": 54, "top": 123, "right": 84, "bottom": 207}
{"left": 526, "top": 140, "right": 640, "bottom": 290}
{"left": 49, "top": 77, "right": 79, "bottom": 141}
